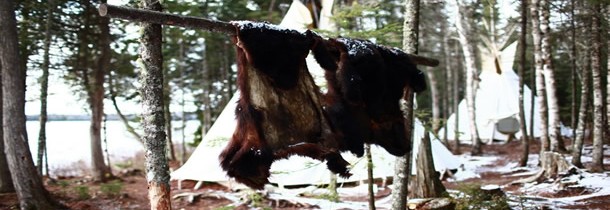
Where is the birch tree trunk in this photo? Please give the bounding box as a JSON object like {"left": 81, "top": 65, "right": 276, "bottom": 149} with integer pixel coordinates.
{"left": 90, "top": 0, "right": 113, "bottom": 181}
{"left": 530, "top": 0, "right": 550, "bottom": 152}
{"left": 455, "top": 0, "right": 482, "bottom": 155}
{"left": 589, "top": 2, "right": 605, "bottom": 172}
{"left": 37, "top": 0, "right": 54, "bottom": 176}
{"left": 139, "top": 0, "right": 172, "bottom": 208}
{"left": 518, "top": 0, "right": 530, "bottom": 167}
{"left": 0, "top": 0, "right": 64, "bottom": 207}
{"left": 571, "top": 1, "right": 589, "bottom": 168}
{"left": 391, "top": 1, "right": 419, "bottom": 208}
{"left": 539, "top": 0, "right": 566, "bottom": 153}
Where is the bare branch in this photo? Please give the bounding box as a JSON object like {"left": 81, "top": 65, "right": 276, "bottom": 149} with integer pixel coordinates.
{"left": 98, "top": 3, "right": 439, "bottom": 67}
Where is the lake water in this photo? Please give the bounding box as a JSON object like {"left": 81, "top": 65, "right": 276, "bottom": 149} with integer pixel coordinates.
{"left": 26, "top": 120, "right": 200, "bottom": 176}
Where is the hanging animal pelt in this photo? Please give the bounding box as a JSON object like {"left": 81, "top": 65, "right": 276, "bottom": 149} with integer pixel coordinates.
{"left": 219, "top": 21, "right": 427, "bottom": 189}
{"left": 219, "top": 21, "right": 351, "bottom": 189}
{"left": 311, "top": 36, "right": 427, "bottom": 157}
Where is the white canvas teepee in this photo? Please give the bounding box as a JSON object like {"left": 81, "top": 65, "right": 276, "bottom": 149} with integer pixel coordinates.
{"left": 439, "top": 42, "right": 570, "bottom": 142}
{"left": 171, "top": 0, "right": 460, "bottom": 188}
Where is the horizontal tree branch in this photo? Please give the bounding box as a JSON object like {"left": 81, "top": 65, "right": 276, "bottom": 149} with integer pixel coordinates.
{"left": 99, "top": 4, "right": 236, "bottom": 35}
{"left": 98, "top": 3, "right": 439, "bottom": 67}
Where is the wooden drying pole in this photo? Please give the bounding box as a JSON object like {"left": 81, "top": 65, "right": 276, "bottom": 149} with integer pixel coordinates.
{"left": 98, "top": 3, "right": 440, "bottom": 67}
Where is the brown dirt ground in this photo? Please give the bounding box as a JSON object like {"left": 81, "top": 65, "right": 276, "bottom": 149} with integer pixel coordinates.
{"left": 0, "top": 139, "right": 608, "bottom": 209}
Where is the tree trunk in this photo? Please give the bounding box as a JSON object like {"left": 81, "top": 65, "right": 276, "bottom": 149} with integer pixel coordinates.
{"left": 411, "top": 132, "right": 446, "bottom": 198}
{"left": 139, "top": 0, "right": 172, "bottom": 208}
{"left": 427, "top": 69, "right": 441, "bottom": 133}
{"left": 530, "top": 0, "right": 550, "bottom": 153}
{"left": 0, "top": 0, "right": 64, "bottom": 207}
{"left": 0, "top": 64, "right": 14, "bottom": 193}
{"left": 164, "top": 79, "right": 175, "bottom": 161}
{"left": 570, "top": 0, "right": 578, "bottom": 146}
{"left": 441, "top": 22, "right": 451, "bottom": 147}
{"left": 453, "top": 42, "right": 461, "bottom": 154}
{"left": 391, "top": 1, "right": 419, "bottom": 209}
{"left": 391, "top": 93, "right": 414, "bottom": 210}
{"left": 540, "top": 0, "right": 566, "bottom": 153}
{"left": 455, "top": 0, "right": 482, "bottom": 155}
{"left": 37, "top": 0, "right": 54, "bottom": 176}
{"left": 366, "top": 144, "right": 375, "bottom": 210}
{"left": 518, "top": 0, "right": 530, "bottom": 167}
{"left": 571, "top": 2, "right": 589, "bottom": 168}
{"left": 589, "top": 2, "right": 605, "bottom": 172}
{"left": 90, "top": 0, "right": 113, "bottom": 181}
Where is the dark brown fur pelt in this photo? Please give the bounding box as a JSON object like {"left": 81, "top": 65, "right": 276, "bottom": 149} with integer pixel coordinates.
{"left": 312, "top": 36, "right": 427, "bottom": 157}
{"left": 219, "top": 22, "right": 351, "bottom": 189}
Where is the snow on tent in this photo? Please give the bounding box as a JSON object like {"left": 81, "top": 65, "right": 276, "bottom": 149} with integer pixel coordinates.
{"left": 439, "top": 42, "right": 570, "bottom": 142}
{"left": 171, "top": 0, "right": 460, "bottom": 189}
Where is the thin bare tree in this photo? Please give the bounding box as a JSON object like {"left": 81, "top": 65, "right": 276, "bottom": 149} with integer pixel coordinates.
{"left": 518, "top": 0, "right": 530, "bottom": 167}
{"left": 455, "top": 0, "right": 482, "bottom": 155}
{"left": 589, "top": 1, "right": 605, "bottom": 172}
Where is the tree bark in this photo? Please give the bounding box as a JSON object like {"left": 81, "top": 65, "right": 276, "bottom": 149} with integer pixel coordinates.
{"left": 441, "top": 22, "right": 451, "bottom": 147}
{"left": 530, "top": 0, "right": 549, "bottom": 153}
{"left": 391, "top": 92, "right": 414, "bottom": 210}
{"left": 455, "top": 0, "right": 482, "bottom": 155}
{"left": 163, "top": 65, "right": 175, "bottom": 161}
{"left": 453, "top": 42, "right": 461, "bottom": 154}
{"left": 539, "top": 0, "right": 566, "bottom": 153}
{"left": 391, "top": 1, "right": 418, "bottom": 209}
{"left": 427, "top": 69, "right": 441, "bottom": 133}
{"left": 37, "top": 0, "right": 54, "bottom": 176}
{"left": 518, "top": 0, "right": 530, "bottom": 167}
{"left": 0, "top": 64, "right": 14, "bottom": 194}
{"left": 90, "top": 0, "right": 113, "bottom": 181}
{"left": 139, "top": 0, "right": 172, "bottom": 208}
{"left": 569, "top": 0, "right": 577, "bottom": 147}
{"left": 571, "top": 1, "right": 589, "bottom": 168}
{"left": 0, "top": 0, "right": 64, "bottom": 207}
{"left": 589, "top": 2, "right": 605, "bottom": 172}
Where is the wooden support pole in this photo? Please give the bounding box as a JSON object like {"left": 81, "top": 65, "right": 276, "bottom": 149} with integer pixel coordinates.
{"left": 98, "top": 3, "right": 236, "bottom": 35}
{"left": 98, "top": 3, "right": 439, "bottom": 67}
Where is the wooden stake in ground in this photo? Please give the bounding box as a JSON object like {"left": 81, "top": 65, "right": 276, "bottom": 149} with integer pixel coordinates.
{"left": 138, "top": 0, "right": 172, "bottom": 209}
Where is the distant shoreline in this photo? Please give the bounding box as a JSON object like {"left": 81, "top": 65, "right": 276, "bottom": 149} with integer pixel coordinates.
{"left": 26, "top": 113, "right": 198, "bottom": 121}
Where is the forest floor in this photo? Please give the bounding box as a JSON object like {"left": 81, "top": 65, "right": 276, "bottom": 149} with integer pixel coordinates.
{"left": 0, "top": 139, "right": 609, "bottom": 210}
